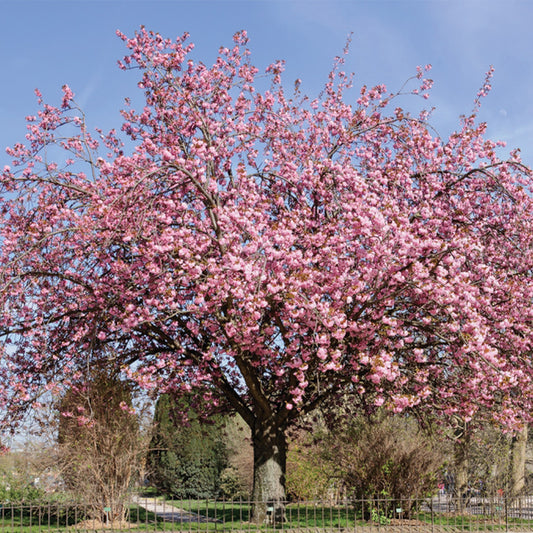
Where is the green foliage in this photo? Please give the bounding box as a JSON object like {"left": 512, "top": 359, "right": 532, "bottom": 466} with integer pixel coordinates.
{"left": 218, "top": 466, "right": 248, "bottom": 500}
{"left": 147, "top": 394, "right": 228, "bottom": 499}
{"left": 0, "top": 471, "right": 46, "bottom": 503}
{"left": 286, "top": 429, "right": 333, "bottom": 501}
{"left": 370, "top": 507, "right": 391, "bottom": 525}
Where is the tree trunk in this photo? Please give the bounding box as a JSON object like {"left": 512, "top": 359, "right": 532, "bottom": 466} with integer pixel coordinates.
{"left": 509, "top": 425, "right": 528, "bottom": 498}
{"left": 453, "top": 426, "right": 469, "bottom": 513}
{"left": 250, "top": 420, "right": 287, "bottom": 524}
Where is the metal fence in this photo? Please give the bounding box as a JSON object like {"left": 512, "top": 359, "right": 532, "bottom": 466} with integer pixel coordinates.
{"left": 2, "top": 493, "right": 533, "bottom": 532}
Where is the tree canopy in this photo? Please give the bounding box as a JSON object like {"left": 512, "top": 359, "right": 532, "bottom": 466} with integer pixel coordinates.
{"left": 1, "top": 28, "right": 533, "bottom": 516}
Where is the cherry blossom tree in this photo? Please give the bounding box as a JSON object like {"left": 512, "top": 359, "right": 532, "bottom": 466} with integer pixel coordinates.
{"left": 1, "top": 28, "right": 533, "bottom": 520}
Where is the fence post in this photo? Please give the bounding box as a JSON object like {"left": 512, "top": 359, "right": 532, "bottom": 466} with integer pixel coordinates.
{"left": 505, "top": 495, "right": 508, "bottom": 533}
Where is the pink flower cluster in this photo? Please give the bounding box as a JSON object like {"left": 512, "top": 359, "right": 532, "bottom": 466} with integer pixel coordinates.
{"left": 0, "top": 28, "right": 532, "bottom": 437}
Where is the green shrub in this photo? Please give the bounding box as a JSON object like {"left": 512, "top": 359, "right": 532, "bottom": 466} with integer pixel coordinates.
{"left": 286, "top": 430, "right": 332, "bottom": 501}
{"left": 219, "top": 466, "right": 249, "bottom": 500}
{"left": 0, "top": 471, "right": 46, "bottom": 503}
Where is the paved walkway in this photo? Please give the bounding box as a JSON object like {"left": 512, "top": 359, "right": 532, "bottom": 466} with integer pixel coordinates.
{"left": 132, "top": 496, "right": 219, "bottom": 523}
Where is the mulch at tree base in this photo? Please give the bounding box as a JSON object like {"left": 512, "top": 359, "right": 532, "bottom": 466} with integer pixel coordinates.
{"left": 72, "top": 519, "right": 135, "bottom": 530}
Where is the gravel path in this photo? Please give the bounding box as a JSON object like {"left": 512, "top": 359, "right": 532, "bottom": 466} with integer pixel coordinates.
{"left": 132, "top": 496, "right": 219, "bottom": 523}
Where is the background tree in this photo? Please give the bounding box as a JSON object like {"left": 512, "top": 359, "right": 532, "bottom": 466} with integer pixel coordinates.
{"left": 147, "top": 393, "right": 227, "bottom": 499}
{"left": 219, "top": 414, "right": 253, "bottom": 500}
{"left": 448, "top": 420, "right": 530, "bottom": 505}
{"left": 1, "top": 28, "right": 533, "bottom": 523}
{"left": 0, "top": 446, "right": 49, "bottom": 503}
{"left": 56, "top": 369, "right": 146, "bottom": 524}
{"left": 451, "top": 417, "right": 470, "bottom": 512}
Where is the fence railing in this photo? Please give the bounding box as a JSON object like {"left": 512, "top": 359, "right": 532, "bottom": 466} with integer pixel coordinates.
{"left": 1, "top": 493, "right": 533, "bottom": 531}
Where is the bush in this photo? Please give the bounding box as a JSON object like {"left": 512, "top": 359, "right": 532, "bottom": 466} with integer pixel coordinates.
{"left": 329, "top": 412, "right": 445, "bottom": 517}
{"left": 56, "top": 370, "right": 145, "bottom": 522}
{"left": 286, "top": 429, "right": 333, "bottom": 501}
{"left": 219, "top": 467, "right": 249, "bottom": 500}
{"left": 286, "top": 410, "right": 444, "bottom": 515}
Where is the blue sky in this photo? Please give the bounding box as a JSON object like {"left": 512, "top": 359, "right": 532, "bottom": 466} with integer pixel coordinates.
{"left": 1, "top": 0, "right": 533, "bottom": 167}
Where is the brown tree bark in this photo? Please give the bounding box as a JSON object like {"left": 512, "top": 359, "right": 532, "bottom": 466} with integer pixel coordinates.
{"left": 250, "top": 419, "right": 287, "bottom": 524}
{"left": 509, "top": 425, "right": 528, "bottom": 497}
{"left": 453, "top": 419, "right": 470, "bottom": 513}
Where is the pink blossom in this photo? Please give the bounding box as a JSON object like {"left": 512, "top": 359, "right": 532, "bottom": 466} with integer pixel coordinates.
{"left": 0, "top": 27, "right": 532, "bottom": 502}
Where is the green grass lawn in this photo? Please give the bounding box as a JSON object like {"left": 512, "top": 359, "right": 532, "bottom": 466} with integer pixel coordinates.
{"left": 164, "top": 499, "right": 362, "bottom": 530}
{"left": 0, "top": 500, "right": 533, "bottom": 532}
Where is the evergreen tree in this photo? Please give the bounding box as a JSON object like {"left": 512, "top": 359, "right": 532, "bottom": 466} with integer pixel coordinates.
{"left": 148, "top": 394, "right": 227, "bottom": 498}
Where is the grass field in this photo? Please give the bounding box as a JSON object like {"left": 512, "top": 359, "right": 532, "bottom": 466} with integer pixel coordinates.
{"left": 0, "top": 499, "right": 532, "bottom": 532}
